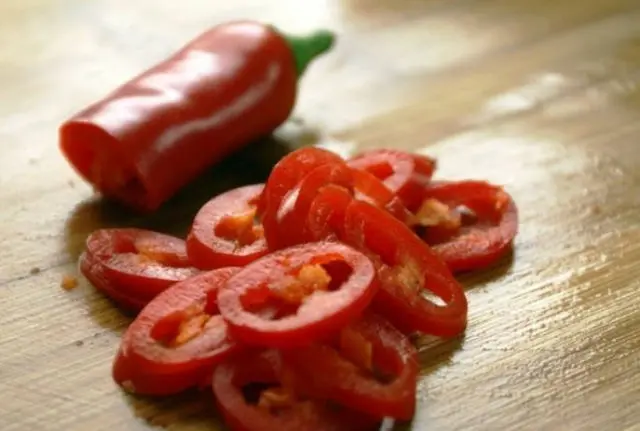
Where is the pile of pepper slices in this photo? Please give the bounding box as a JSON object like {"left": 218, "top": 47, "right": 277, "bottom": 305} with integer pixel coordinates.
{"left": 79, "top": 147, "right": 518, "bottom": 430}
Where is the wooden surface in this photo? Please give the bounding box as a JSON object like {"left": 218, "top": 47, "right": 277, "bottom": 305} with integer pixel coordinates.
{"left": 1, "top": 0, "right": 640, "bottom": 430}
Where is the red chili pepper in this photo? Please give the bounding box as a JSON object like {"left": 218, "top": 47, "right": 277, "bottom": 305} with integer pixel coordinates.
{"left": 259, "top": 147, "right": 414, "bottom": 249}
{"left": 79, "top": 251, "right": 148, "bottom": 312}
{"left": 418, "top": 180, "right": 518, "bottom": 272}
{"left": 343, "top": 200, "right": 468, "bottom": 337}
{"left": 112, "top": 347, "right": 213, "bottom": 396}
{"left": 81, "top": 228, "right": 200, "bottom": 310}
{"left": 114, "top": 267, "right": 242, "bottom": 395}
{"left": 275, "top": 162, "right": 354, "bottom": 247}
{"left": 281, "top": 313, "right": 419, "bottom": 420}
{"left": 260, "top": 147, "right": 345, "bottom": 249}
{"left": 59, "top": 21, "right": 335, "bottom": 211}
{"left": 73, "top": 142, "right": 521, "bottom": 430}
{"left": 212, "top": 350, "right": 379, "bottom": 431}
{"left": 349, "top": 149, "right": 436, "bottom": 211}
{"left": 218, "top": 241, "right": 379, "bottom": 348}
{"left": 187, "top": 184, "right": 268, "bottom": 269}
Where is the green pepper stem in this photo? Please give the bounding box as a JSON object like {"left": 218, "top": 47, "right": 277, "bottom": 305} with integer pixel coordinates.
{"left": 278, "top": 29, "right": 336, "bottom": 77}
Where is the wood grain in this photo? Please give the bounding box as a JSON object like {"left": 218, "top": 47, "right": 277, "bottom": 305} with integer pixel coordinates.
{"left": 1, "top": 0, "right": 639, "bottom": 430}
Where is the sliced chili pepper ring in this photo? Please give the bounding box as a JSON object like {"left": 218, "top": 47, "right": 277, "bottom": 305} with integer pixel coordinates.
{"left": 276, "top": 163, "right": 354, "bottom": 247}
{"left": 419, "top": 180, "right": 519, "bottom": 272}
{"left": 218, "top": 241, "right": 379, "bottom": 348}
{"left": 260, "top": 147, "right": 345, "bottom": 249}
{"left": 187, "top": 184, "right": 268, "bottom": 269}
{"left": 115, "top": 268, "right": 243, "bottom": 394}
{"left": 349, "top": 149, "right": 436, "bottom": 211}
{"left": 343, "top": 200, "right": 468, "bottom": 337}
{"left": 212, "top": 350, "right": 379, "bottom": 431}
{"left": 79, "top": 251, "right": 149, "bottom": 312}
{"left": 112, "top": 347, "right": 213, "bottom": 396}
{"left": 85, "top": 228, "right": 200, "bottom": 301}
{"left": 281, "top": 313, "right": 419, "bottom": 420}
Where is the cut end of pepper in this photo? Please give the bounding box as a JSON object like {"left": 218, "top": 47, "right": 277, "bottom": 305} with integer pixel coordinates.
{"left": 278, "top": 28, "right": 336, "bottom": 77}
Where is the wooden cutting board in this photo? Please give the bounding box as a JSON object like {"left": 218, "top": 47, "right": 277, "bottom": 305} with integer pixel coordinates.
{"left": 1, "top": 0, "right": 639, "bottom": 430}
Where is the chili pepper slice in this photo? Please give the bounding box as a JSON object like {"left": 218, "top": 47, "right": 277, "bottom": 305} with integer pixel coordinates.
{"left": 187, "top": 184, "right": 268, "bottom": 269}
{"left": 112, "top": 347, "right": 213, "bottom": 396}
{"left": 79, "top": 251, "right": 148, "bottom": 312}
{"left": 275, "top": 163, "right": 354, "bottom": 247}
{"left": 59, "top": 21, "right": 335, "bottom": 212}
{"left": 218, "top": 241, "right": 379, "bottom": 348}
{"left": 114, "top": 268, "right": 243, "bottom": 395}
{"left": 349, "top": 149, "right": 436, "bottom": 211}
{"left": 281, "top": 313, "right": 418, "bottom": 420}
{"left": 212, "top": 350, "right": 379, "bottom": 431}
{"left": 86, "top": 228, "right": 192, "bottom": 266}
{"left": 84, "top": 228, "right": 200, "bottom": 302}
{"left": 342, "top": 200, "right": 468, "bottom": 337}
{"left": 306, "top": 184, "right": 354, "bottom": 242}
{"left": 418, "top": 180, "right": 518, "bottom": 272}
{"left": 295, "top": 165, "right": 413, "bottom": 241}
{"left": 260, "top": 147, "right": 345, "bottom": 249}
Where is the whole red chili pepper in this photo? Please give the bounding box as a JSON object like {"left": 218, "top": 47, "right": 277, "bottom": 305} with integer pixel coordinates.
{"left": 59, "top": 20, "right": 335, "bottom": 211}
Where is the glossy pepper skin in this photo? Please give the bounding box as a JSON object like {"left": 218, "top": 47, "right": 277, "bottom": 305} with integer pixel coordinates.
{"left": 59, "top": 21, "right": 335, "bottom": 211}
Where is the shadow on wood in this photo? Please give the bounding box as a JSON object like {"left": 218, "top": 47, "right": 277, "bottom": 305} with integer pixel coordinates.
{"left": 124, "top": 389, "right": 224, "bottom": 430}
{"left": 457, "top": 249, "right": 515, "bottom": 290}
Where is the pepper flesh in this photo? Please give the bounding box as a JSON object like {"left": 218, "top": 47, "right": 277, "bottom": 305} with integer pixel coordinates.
{"left": 113, "top": 268, "right": 243, "bottom": 396}
{"left": 281, "top": 313, "right": 419, "bottom": 420}
{"left": 212, "top": 350, "right": 379, "bottom": 431}
{"left": 218, "top": 241, "right": 379, "bottom": 348}
{"left": 348, "top": 149, "right": 436, "bottom": 211}
{"left": 418, "top": 180, "right": 518, "bottom": 272}
{"left": 82, "top": 228, "right": 200, "bottom": 310}
{"left": 342, "top": 200, "right": 468, "bottom": 337}
{"left": 187, "top": 184, "right": 268, "bottom": 269}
